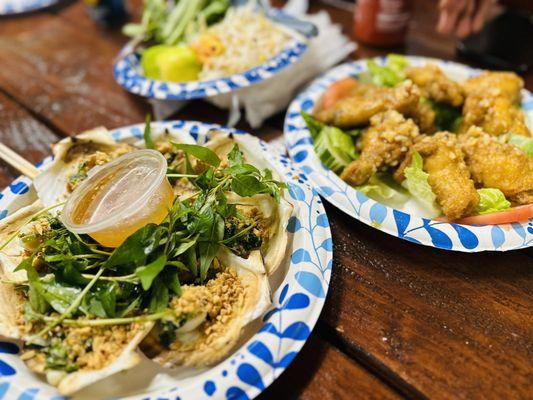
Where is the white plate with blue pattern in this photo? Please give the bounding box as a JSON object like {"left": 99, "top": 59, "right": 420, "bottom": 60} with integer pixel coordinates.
{"left": 284, "top": 56, "right": 533, "bottom": 252}
{"left": 113, "top": 9, "right": 310, "bottom": 101}
{"left": 0, "top": 121, "right": 332, "bottom": 399}
{"left": 0, "top": 0, "right": 56, "bottom": 15}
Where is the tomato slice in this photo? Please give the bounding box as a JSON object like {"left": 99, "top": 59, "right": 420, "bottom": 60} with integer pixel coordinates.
{"left": 445, "top": 204, "right": 533, "bottom": 225}
{"left": 319, "top": 77, "right": 359, "bottom": 111}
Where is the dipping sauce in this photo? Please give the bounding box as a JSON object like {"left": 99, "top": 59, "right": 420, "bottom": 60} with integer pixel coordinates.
{"left": 62, "top": 149, "right": 174, "bottom": 247}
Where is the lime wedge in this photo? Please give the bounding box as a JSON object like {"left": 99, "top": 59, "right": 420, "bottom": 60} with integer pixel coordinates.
{"left": 141, "top": 45, "right": 202, "bottom": 82}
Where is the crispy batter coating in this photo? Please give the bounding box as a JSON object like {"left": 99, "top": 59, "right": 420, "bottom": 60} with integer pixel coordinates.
{"left": 459, "top": 126, "right": 533, "bottom": 205}
{"left": 462, "top": 71, "right": 523, "bottom": 103}
{"left": 398, "top": 132, "right": 479, "bottom": 219}
{"left": 459, "top": 93, "right": 531, "bottom": 137}
{"left": 406, "top": 100, "right": 437, "bottom": 133}
{"left": 340, "top": 110, "right": 419, "bottom": 186}
{"left": 405, "top": 64, "right": 464, "bottom": 106}
{"left": 314, "top": 80, "right": 420, "bottom": 128}
{"left": 459, "top": 71, "right": 531, "bottom": 137}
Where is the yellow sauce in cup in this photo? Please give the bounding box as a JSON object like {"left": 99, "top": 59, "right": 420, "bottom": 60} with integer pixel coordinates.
{"left": 62, "top": 149, "right": 174, "bottom": 247}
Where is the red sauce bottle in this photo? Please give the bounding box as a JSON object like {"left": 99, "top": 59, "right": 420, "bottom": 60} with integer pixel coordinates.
{"left": 354, "top": 0, "right": 411, "bottom": 47}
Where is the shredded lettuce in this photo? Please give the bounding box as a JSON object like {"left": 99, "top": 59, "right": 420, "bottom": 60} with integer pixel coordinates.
{"left": 475, "top": 188, "right": 511, "bottom": 215}
{"left": 356, "top": 173, "right": 409, "bottom": 207}
{"left": 402, "top": 151, "right": 441, "bottom": 216}
{"left": 365, "top": 54, "right": 409, "bottom": 87}
{"left": 508, "top": 134, "right": 533, "bottom": 156}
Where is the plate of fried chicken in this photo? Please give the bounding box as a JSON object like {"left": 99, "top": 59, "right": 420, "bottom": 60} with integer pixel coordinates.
{"left": 284, "top": 55, "right": 533, "bottom": 251}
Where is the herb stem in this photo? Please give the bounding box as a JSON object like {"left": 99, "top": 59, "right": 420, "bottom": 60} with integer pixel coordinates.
{"left": 81, "top": 273, "right": 138, "bottom": 283}
{"left": 38, "top": 310, "right": 172, "bottom": 326}
{"left": 73, "top": 254, "right": 106, "bottom": 260}
{"left": 220, "top": 222, "right": 258, "bottom": 244}
{"left": 178, "top": 191, "right": 200, "bottom": 202}
{"left": 3, "top": 273, "right": 139, "bottom": 285}
{"left": 0, "top": 201, "right": 66, "bottom": 252}
{"left": 71, "top": 232, "right": 112, "bottom": 255}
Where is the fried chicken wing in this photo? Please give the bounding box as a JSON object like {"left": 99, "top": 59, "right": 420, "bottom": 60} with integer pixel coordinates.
{"left": 459, "top": 71, "right": 531, "bottom": 137}
{"left": 459, "top": 126, "right": 533, "bottom": 205}
{"left": 340, "top": 110, "right": 419, "bottom": 186}
{"left": 314, "top": 80, "right": 420, "bottom": 128}
{"left": 459, "top": 92, "right": 531, "bottom": 137}
{"left": 406, "top": 100, "right": 436, "bottom": 133}
{"left": 396, "top": 132, "right": 479, "bottom": 219}
{"left": 405, "top": 64, "right": 464, "bottom": 107}
{"left": 462, "top": 71, "right": 523, "bottom": 102}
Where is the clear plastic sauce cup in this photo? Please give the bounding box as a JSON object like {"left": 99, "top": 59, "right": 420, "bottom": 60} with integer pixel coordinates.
{"left": 62, "top": 149, "right": 175, "bottom": 247}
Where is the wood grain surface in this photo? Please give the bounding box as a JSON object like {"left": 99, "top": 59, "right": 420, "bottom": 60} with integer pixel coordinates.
{"left": 0, "top": 0, "right": 532, "bottom": 399}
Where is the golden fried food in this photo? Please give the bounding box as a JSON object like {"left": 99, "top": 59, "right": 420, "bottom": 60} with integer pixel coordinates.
{"left": 406, "top": 100, "right": 436, "bottom": 133}
{"left": 459, "top": 71, "right": 531, "bottom": 137}
{"left": 314, "top": 80, "right": 420, "bottom": 128}
{"left": 405, "top": 64, "right": 464, "bottom": 106}
{"left": 340, "top": 110, "right": 419, "bottom": 186}
{"left": 462, "top": 71, "right": 523, "bottom": 103}
{"left": 459, "top": 126, "right": 533, "bottom": 205}
{"left": 396, "top": 132, "right": 479, "bottom": 219}
{"left": 459, "top": 92, "right": 531, "bottom": 137}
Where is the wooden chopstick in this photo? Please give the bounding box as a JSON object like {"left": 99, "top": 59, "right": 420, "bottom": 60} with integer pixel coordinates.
{"left": 0, "top": 143, "right": 40, "bottom": 180}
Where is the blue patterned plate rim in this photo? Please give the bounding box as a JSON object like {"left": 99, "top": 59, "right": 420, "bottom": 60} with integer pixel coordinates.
{"left": 284, "top": 55, "right": 533, "bottom": 252}
{"left": 113, "top": 9, "right": 309, "bottom": 100}
{"left": 0, "top": 0, "right": 56, "bottom": 15}
{"left": 0, "top": 120, "right": 332, "bottom": 400}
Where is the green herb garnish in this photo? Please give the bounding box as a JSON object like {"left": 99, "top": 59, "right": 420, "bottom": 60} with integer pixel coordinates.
{"left": 4, "top": 133, "right": 285, "bottom": 358}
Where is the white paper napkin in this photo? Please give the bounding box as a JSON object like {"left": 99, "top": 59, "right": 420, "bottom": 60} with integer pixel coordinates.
{"left": 151, "top": 0, "right": 356, "bottom": 128}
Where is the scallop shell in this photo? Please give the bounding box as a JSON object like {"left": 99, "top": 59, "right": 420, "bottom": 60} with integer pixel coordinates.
{"left": 33, "top": 127, "right": 130, "bottom": 208}
{"left": 0, "top": 201, "right": 43, "bottom": 283}
{"left": 50, "top": 323, "right": 153, "bottom": 396}
{"left": 206, "top": 132, "right": 294, "bottom": 275}
{"left": 0, "top": 202, "right": 153, "bottom": 395}
{"left": 151, "top": 249, "right": 271, "bottom": 368}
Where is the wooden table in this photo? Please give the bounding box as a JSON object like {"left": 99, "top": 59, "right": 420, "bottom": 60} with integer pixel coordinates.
{"left": 0, "top": 1, "right": 531, "bottom": 399}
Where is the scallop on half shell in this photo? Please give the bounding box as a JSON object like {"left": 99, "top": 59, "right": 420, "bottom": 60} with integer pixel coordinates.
{"left": 142, "top": 249, "right": 271, "bottom": 368}
{"left": 140, "top": 133, "right": 294, "bottom": 368}
{"left": 0, "top": 203, "right": 153, "bottom": 396}
{"left": 205, "top": 131, "right": 294, "bottom": 275}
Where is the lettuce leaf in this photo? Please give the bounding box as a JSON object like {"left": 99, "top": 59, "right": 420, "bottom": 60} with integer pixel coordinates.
{"left": 387, "top": 54, "right": 409, "bottom": 74}
{"left": 301, "top": 111, "right": 324, "bottom": 140}
{"left": 401, "top": 151, "right": 441, "bottom": 216}
{"left": 365, "top": 54, "right": 409, "bottom": 87}
{"left": 356, "top": 173, "right": 409, "bottom": 207}
{"left": 314, "top": 126, "right": 358, "bottom": 173}
{"left": 474, "top": 188, "right": 511, "bottom": 215}
{"left": 508, "top": 134, "right": 533, "bottom": 156}
{"left": 301, "top": 112, "right": 359, "bottom": 173}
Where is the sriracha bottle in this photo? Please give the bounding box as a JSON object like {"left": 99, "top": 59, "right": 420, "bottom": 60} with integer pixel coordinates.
{"left": 354, "top": 0, "right": 411, "bottom": 47}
